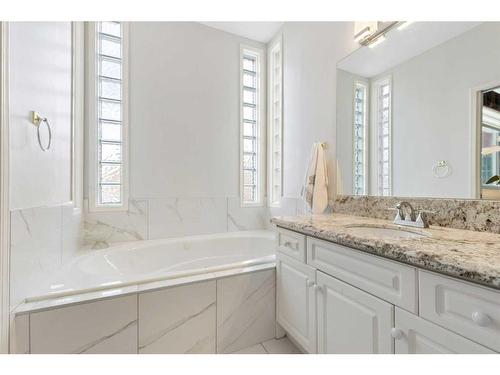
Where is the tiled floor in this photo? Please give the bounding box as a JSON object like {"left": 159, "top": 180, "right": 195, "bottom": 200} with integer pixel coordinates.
{"left": 231, "top": 337, "right": 302, "bottom": 354}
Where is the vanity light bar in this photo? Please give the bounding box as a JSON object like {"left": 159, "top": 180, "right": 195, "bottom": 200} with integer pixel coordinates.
{"left": 359, "top": 21, "right": 412, "bottom": 48}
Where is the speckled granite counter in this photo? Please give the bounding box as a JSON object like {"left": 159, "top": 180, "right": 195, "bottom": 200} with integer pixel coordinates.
{"left": 271, "top": 214, "right": 500, "bottom": 290}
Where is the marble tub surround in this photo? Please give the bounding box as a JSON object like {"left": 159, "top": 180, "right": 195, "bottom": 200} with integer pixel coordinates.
{"left": 271, "top": 214, "right": 500, "bottom": 289}
{"left": 333, "top": 195, "right": 500, "bottom": 234}
{"left": 84, "top": 196, "right": 300, "bottom": 247}
{"left": 217, "top": 269, "right": 276, "bottom": 353}
{"left": 10, "top": 203, "right": 83, "bottom": 308}
{"left": 13, "top": 269, "right": 276, "bottom": 354}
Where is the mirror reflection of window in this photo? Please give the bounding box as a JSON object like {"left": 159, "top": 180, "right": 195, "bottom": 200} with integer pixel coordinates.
{"left": 373, "top": 77, "right": 392, "bottom": 196}
{"left": 481, "top": 88, "right": 500, "bottom": 194}
{"left": 353, "top": 82, "right": 368, "bottom": 195}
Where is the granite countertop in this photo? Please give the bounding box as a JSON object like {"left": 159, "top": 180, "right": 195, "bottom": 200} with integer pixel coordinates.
{"left": 271, "top": 214, "right": 500, "bottom": 290}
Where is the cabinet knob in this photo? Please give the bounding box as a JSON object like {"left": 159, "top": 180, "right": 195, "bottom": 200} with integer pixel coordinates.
{"left": 472, "top": 311, "right": 491, "bottom": 327}
{"left": 307, "top": 280, "right": 315, "bottom": 288}
{"left": 314, "top": 284, "right": 324, "bottom": 293}
{"left": 390, "top": 328, "right": 404, "bottom": 340}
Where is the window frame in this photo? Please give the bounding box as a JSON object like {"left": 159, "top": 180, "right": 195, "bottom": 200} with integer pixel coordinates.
{"left": 371, "top": 75, "right": 392, "bottom": 196}
{"left": 267, "top": 35, "right": 283, "bottom": 207}
{"left": 240, "top": 44, "right": 266, "bottom": 207}
{"left": 86, "top": 21, "right": 129, "bottom": 212}
{"left": 352, "top": 80, "right": 369, "bottom": 196}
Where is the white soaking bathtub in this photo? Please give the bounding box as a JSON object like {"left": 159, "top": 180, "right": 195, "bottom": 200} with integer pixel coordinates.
{"left": 25, "top": 230, "right": 275, "bottom": 304}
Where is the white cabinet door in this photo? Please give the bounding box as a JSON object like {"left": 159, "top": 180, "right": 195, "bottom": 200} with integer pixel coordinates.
{"left": 316, "top": 271, "right": 394, "bottom": 353}
{"left": 394, "top": 308, "right": 495, "bottom": 354}
{"left": 276, "top": 253, "right": 317, "bottom": 353}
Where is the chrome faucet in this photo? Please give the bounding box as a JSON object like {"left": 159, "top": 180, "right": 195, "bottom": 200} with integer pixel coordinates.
{"left": 392, "top": 201, "right": 432, "bottom": 228}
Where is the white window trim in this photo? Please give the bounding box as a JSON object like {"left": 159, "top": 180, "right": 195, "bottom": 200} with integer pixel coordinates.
{"left": 352, "top": 80, "right": 369, "bottom": 196}
{"left": 86, "top": 22, "right": 129, "bottom": 212}
{"left": 371, "top": 75, "right": 392, "bottom": 196}
{"left": 267, "top": 34, "right": 283, "bottom": 207}
{"left": 240, "top": 44, "right": 266, "bottom": 207}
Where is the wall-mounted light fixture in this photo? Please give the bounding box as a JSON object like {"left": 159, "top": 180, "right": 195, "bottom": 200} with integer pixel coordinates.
{"left": 354, "top": 21, "right": 414, "bottom": 48}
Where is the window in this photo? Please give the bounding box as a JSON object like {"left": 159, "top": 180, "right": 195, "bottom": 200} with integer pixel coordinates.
{"left": 353, "top": 82, "right": 368, "bottom": 195}
{"left": 88, "top": 21, "right": 129, "bottom": 211}
{"left": 240, "top": 46, "right": 265, "bottom": 206}
{"left": 268, "top": 36, "right": 283, "bottom": 207}
{"left": 481, "top": 88, "right": 500, "bottom": 188}
{"left": 374, "top": 77, "right": 392, "bottom": 196}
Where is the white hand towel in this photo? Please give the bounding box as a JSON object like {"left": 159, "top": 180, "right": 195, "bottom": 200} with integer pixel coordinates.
{"left": 313, "top": 143, "right": 328, "bottom": 214}
{"left": 301, "top": 142, "right": 329, "bottom": 214}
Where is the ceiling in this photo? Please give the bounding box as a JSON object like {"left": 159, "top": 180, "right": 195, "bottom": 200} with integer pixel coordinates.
{"left": 199, "top": 22, "right": 284, "bottom": 43}
{"left": 338, "top": 22, "right": 483, "bottom": 78}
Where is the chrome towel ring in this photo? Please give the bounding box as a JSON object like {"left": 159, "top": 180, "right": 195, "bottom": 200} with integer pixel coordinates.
{"left": 31, "top": 111, "right": 52, "bottom": 151}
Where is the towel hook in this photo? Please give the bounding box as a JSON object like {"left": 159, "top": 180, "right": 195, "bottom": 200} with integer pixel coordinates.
{"left": 31, "top": 111, "right": 52, "bottom": 152}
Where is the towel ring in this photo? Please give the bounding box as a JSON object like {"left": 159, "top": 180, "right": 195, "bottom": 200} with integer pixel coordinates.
{"left": 433, "top": 160, "right": 451, "bottom": 178}
{"left": 31, "top": 111, "right": 52, "bottom": 152}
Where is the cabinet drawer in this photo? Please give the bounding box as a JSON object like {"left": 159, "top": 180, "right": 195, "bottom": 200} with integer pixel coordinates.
{"left": 276, "top": 227, "right": 306, "bottom": 262}
{"left": 307, "top": 237, "right": 418, "bottom": 313}
{"left": 419, "top": 271, "right": 500, "bottom": 352}
{"left": 395, "top": 307, "right": 494, "bottom": 354}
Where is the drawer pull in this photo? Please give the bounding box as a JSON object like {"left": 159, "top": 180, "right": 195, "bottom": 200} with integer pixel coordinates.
{"left": 307, "top": 280, "right": 315, "bottom": 288}
{"left": 283, "top": 241, "right": 294, "bottom": 248}
{"left": 390, "top": 328, "right": 404, "bottom": 340}
{"left": 472, "top": 311, "right": 492, "bottom": 327}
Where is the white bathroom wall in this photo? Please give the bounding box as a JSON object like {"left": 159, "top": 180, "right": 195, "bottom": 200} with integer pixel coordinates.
{"left": 9, "top": 22, "right": 73, "bottom": 210}
{"left": 84, "top": 22, "right": 285, "bottom": 246}
{"left": 280, "top": 22, "right": 358, "bottom": 200}
{"left": 9, "top": 22, "right": 83, "bottom": 308}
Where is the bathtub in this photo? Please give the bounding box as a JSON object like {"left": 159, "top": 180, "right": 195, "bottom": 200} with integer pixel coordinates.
{"left": 25, "top": 230, "right": 276, "bottom": 304}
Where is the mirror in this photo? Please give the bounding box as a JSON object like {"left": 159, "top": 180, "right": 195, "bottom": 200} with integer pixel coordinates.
{"left": 336, "top": 22, "right": 500, "bottom": 199}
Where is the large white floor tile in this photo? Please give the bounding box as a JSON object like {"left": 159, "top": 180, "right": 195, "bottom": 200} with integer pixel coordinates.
{"left": 30, "top": 295, "right": 138, "bottom": 354}
{"left": 217, "top": 269, "right": 276, "bottom": 353}
{"left": 262, "top": 337, "right": 302, "bottom": 354}
{"left": 139, "top": 280, "right": 216, "bottom": 353}
{"left": 231, "top": 344, "right": 267, "bottom": 354}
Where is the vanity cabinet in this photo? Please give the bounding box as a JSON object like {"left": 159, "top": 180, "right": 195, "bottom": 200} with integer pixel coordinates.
{"left": 276, "top": 252, "right": 317, "bottom": 353}
{"left": 316, "top": 271, "right": 394, "bottom": 354}
{"left": 275, "top": 228, "right": 499, "bottom": 354}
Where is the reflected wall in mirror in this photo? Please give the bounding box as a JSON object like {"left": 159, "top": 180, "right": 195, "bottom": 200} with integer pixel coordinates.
{"left": 336, "top": 22, "right": 500, "bottom": 199}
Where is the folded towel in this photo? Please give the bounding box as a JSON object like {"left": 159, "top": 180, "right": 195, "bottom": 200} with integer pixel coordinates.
{"left": 301, "top": 142, "right": 329, "bottom": 214}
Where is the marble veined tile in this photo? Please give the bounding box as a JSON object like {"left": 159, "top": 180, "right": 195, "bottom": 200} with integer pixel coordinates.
{"left": 217, "top": 269, "right": 276, "bottom": 353}
{"left": 62, "top": 204, "right": 83, "bottom": 263}
{"left": 231, "top": 343, "right": 267, "bottom": 354}
{"left": 11, "top": 314, "right": 30, "bottom": 354}
{"left": 262, "top": 337, "right": 302, "bottom": 354}
{"left": 30, "top": 295, "right": 137, "bottom": 354}
{"left": 148, "top": 197, "right": 227, "bottom": 239}
{"left": 10, "top": 205, "right": 63, "bottom": 307}
{"left": 227, "top": 197, "right": 270, "bottom": 231}
{"left": 84, "top": 199, "right": 148, "bottom": 247}
{"left": 139, "top": 280, "right": 216, "bottom": 353}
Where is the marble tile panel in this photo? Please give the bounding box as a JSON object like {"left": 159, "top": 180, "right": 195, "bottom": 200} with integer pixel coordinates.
{"left": 217, "top": 269, "right": 276, "bottom": 353}
{"left": 11, "top": 314, "right": 30, "bottom": 354}
{"left": 83, "top": 199, "right": 148, "bottom": 248}
{"left": 262, "top": 337, "right": 302, "bottom": 354}
{"left": 148, "top": 197, "right": 227, "bottom": 239}
{"left": 227, "top": 197, "right": 270, "bottom": 231}
{"left": 138, "top": 280, "right": 216, "bottom": 354}
{"left": 30, "top": 295, "right": 137, "bottom": 354}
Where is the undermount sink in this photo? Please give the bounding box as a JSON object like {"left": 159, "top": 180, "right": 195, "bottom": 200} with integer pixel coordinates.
{"left": 345, "top": 225, "right": 430, "bottom": 239}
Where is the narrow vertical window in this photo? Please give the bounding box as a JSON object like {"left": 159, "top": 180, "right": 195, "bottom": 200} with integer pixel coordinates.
{"left": 375, "top": 77, "right": 392, "bottom": 196}
{"left": 241, "top": 46, "right": 265, "bottom": 206}
{"left": 268, "top": 36, "right": 283, "bottom": 206}
{"left": 88, "top": 21, "right": 129, "bottom": 211}
{"left": 353, "top": 82, "right": 368, "bottom": 195}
